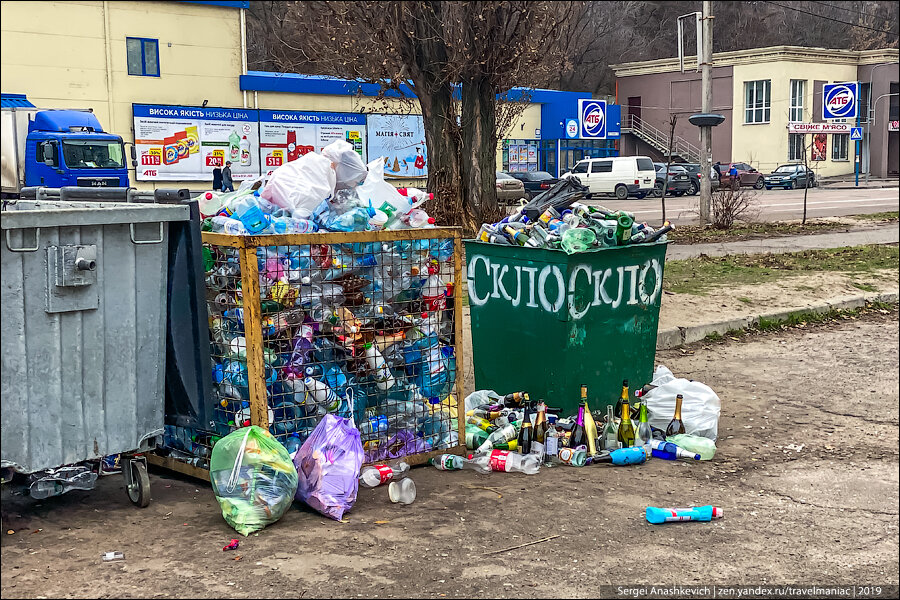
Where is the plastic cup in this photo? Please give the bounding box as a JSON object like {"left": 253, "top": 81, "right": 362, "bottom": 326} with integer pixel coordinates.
{"left": 388, "top": 477, "right": 416, "bottom": 504}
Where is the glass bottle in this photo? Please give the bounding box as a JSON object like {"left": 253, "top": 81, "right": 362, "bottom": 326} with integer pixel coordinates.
{"left": 614, "top": 379, "right": 629, "bottom": 419}
{"left": 581, "top": 385, "right": 599, "bottom": 456}
{"left": 666, "top": 394, "right": 687, "bottom": 437}
{"left": 569, "top": 403, "right": 587, "bottom": 449}
{"left": 617, "top": 396, "right": 635, "bottom": 448}
{"left": 602, "top": 405, "right": 619, "bottom": 451}
{"left": 634, "top": 402, "right": 653, "bottom": 456}
{"left": 517, "top": 405, "right": 533, "bottom": 455}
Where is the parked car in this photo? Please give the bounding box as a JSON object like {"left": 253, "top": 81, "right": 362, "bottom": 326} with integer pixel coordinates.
{"left": 764, "top": 164, "right": 816, "bottom": 190}
{"left": 652, "top": 162, "right": 692, "bottom": 197}
{"left": 560, "top": 156, "right": 656, "bottom": 199}
{"left": 679, "top": 163, "right": 720, "bottom": 195}
{"left": 496, "top": 172, "right": 527, "bottom": 204}
{"left": 505, "top": 170, "right": 559, "bottom": 200}
{"left": 720, "top": 162, "right": 765, "bottom": 190}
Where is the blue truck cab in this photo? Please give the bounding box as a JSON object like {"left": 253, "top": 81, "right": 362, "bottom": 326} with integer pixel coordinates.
{"left": 22, "top": 110, "right": 129, "bottom": 189}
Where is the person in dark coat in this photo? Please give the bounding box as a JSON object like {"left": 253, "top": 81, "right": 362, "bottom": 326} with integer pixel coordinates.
{"left": 222, "top": 161, "right": 234, "bottom": 192}
{"left": 713, "top": 161, "right": 722, "bottom": 179}
{"left": 212, "top": 166, "right": 223, "bottom": 191}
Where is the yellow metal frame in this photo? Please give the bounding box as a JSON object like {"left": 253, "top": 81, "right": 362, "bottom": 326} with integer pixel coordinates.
{"left": 201, "top": 226, "right": 467, "bottom": 468}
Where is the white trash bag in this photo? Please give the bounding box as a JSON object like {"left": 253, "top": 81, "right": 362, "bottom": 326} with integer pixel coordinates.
{"left": 322, "top": 140, "right": 367, "bottom": 190}
{"left": 357, "top": 158, "right": 412, "bottom": 218}
{"left": 642, "top": 365, "right": 721, "bottom": 441}
{"left": 260, "top": 152, "right": 336, "bottom": 218}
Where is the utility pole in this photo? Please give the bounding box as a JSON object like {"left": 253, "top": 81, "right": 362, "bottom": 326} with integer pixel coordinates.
{"left": 699, "top": 1, "right": 713, "bottom": 225}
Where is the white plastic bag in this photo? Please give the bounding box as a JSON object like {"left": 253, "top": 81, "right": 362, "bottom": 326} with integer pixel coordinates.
{"left": 643, "top": 365, "right": 721, "bottom": 441}
{"left": 357, "top": 158, "right": 412, "bottom": 219}
{"left": 464, "top": 390, "right": 503, "bottom": 413}
{"left": 260, "top": 152, "right": 336, "bottom": 218}
{"left": 322, "top": 140, "right": 367, "bottom": 190}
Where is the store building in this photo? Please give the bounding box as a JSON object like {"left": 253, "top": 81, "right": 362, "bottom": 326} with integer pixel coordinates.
{"left": 611, "top": 45, "right": 899, "bottom": 179}
{"left": 2, "top": 0, "right": 619, "bottom": 190}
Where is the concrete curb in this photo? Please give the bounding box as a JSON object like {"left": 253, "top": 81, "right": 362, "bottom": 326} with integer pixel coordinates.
{"left": 656, "top": 291, "right": 899, "bottom": 350}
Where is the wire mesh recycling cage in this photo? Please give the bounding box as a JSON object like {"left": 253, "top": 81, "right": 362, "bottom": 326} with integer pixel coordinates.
{"left": 153, "top": 227, "right": 466, "bottom": 476}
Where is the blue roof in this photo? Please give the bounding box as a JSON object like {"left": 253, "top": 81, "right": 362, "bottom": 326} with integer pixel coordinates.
{"left": 238, "top": 71, "right": 603, "bottom": 140}
{"left": 178, "top": 1, "right": 249, "bottom": 8}
{"left": 1, "top": 93, "right": 36, "bottom": 108}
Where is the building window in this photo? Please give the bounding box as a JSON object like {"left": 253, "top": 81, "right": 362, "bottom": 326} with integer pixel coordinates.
{"left": 832, "top": 134, "right": 849, "bottom": 161}
{"left": 127, "top": 37, "right": 159, "bottom": 77}
{"left": 745, "top": 80, "right": 771, "bottom": 124}
{"left": 789, "top": 80, "right": 805, "bottom": 122}
{"left": 788, "top": 134, "right": 805, "bottom": 161}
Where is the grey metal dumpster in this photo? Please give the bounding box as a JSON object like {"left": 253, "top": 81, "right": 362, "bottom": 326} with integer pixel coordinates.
{"left": 1, "top": 198, "right": 190, "bottom": 506}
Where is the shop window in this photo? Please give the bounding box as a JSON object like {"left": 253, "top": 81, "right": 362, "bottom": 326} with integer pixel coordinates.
{"left": 789, "top": 80, "right": 805, "bottom": 122}
{"left": 127, "top": 37, "right": 160, "bottom": 77}
{"left": 788, "top": 134, "right": 805, "bottom": 161}
{"left": 832, "top": 134, "right": 849, "bottom": 161}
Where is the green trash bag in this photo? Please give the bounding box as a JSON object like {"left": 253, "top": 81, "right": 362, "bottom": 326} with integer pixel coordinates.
{"left": 210, "top": 426, "right": 299, "bottom": 536}
{"left": 560, "top": 227, "right": 597, "bottom": 254}
{"left": 666, "top": 434, "right": 717, "bottom": 461}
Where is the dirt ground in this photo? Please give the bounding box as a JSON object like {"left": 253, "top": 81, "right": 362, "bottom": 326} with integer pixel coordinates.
{"left": 657, "top": 267, "right": 899, "bottom": 330}
{"left": 2, "top": 310, "right": 898, "bottom": 599}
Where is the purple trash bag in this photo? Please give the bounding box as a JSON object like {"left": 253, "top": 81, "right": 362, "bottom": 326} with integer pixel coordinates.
{"left": 294, "top": 414, "right": 363, "bottom": 521}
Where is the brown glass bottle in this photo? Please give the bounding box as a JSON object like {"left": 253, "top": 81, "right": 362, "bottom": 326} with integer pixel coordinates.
{"left": 666, "top": 394, "right": 687, "bottom": 437}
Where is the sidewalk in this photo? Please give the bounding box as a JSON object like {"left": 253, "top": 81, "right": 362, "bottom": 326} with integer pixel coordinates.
{"left": 667, "top": 221, "right": 898, "bottom": 260}
{"left": 818, "top": 176, "right": 898, "bottom": 189}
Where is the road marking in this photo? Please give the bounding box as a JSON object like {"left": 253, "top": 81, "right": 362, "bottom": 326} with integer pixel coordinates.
{"left": 769, "top": 203, "right": 898, "bottom": 213}
{"left": 758, "top": 196, "right": 899, "bottom": 208}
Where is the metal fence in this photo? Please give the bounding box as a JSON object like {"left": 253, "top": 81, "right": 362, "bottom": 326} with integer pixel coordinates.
{"left": 153, "top": 227, "right": 465, "bottom": 476}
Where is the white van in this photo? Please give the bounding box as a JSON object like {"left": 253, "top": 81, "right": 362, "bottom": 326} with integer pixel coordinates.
{"left": 561, "top": 156, "right": 656, "bottom": 199}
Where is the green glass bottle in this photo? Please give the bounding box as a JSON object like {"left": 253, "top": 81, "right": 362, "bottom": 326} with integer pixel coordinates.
{"left": 617, "top": 397, "right": 636, "bottom": 448}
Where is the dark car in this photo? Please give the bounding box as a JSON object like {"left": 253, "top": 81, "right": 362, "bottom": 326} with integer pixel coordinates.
{"left": 720, "top": 162, "right": 765, "bottom": 190}
{"left": 652, "top": 163, "right": 692, "bottom": 197}
{"left": 680, "top": 163, "right": 720, "bottom": 195}
{"left": 764, "top": 164, "right": 816, "bottom": 190}
{"left": 505, "top": 171, "right": 559, "bottom": 200}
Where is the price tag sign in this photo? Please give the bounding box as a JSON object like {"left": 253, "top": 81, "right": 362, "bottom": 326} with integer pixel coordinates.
{"left": 266, "top": 149, "right": 284, "bottom": 167}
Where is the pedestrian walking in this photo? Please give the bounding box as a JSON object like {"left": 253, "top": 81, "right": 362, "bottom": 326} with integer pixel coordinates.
{"left": 212, "top": 166, "right": 223, "bottom": 192}
{"left": 222, "top": 161, "right": 234, "bottom": 192}
{"left": 713, "top": 161, "right": 722, "bottom": 179}
{"left": 727, "top": 163, "right": 739, "bottom": 189}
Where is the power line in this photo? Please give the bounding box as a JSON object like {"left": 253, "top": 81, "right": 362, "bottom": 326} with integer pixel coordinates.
{"left": 763, "top": 0, "right": 899, "bottom": 36}
{"left": 809, "top": 0, "right": 883, "bottom": 20}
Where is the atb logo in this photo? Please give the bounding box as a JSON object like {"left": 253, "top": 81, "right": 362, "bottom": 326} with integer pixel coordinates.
{"left": 578, "top": 99, "right": 607, "bottom": 139}
{"left": 823, "top": 82, "right": 858, "bottom": 119}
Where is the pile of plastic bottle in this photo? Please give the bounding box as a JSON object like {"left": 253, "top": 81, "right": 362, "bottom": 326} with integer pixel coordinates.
{"left": 477, "top": 202, "right": 673, "bottom": 254}
{"left": 163, "top": 141, "right": 459, "bottom": 469}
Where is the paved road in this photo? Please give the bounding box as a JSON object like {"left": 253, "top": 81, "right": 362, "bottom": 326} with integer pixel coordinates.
{"left": 2, "top": 311, "right": 897, "bottom": 597}
{"left": 585, "top": 186, "right": 899, "bottom": 225}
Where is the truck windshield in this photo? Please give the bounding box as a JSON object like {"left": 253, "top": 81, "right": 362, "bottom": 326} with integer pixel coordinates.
{"left": 62, "top": 140, "right": 125, "bottom": 169}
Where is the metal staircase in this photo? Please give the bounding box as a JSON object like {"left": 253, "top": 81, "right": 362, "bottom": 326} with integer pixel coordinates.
{"left": 621, "top": 114, "right": 701, "bottom": 164}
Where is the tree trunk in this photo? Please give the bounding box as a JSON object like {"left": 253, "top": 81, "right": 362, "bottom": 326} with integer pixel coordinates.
{"left": 417, "top": 83, "right": 463, "bottom": 229}
{"left": 460, "top": 75, "right": 501, "bottom": 234}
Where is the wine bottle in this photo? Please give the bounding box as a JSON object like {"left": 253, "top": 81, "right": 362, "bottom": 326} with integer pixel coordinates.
{"left": 666, "top": 394, "right": 686, "bottom": 437}
{"left": 634, "top": 402, "right": 653, "bottom": 454}
{"left": 568, "top": 403, "right": 587, "bottom": 449}
{"left": 502, "top": 391, "right": 529, "bottom": 408}
{"left": 617, "top": 395, "right": 635, "bottom": 448}
{"left": 581, "top": 385, "right": 599, "bottom": 456}
{"left": 532, "top": 401, "right": 548, "bottom": 459}
{"left": 601, "top": 404, "right": 619, "bottom": 451}
{"left": 544, "top": 423, "right": 559, "bottom": 465}
{"left": 614, "top": 379, "right": 629, "bottom": 419}
{"left": 634, "top": 383, "right": 657, "bottom": 398}
{"left": 517, "top": 405, "right": 533, "bottom": 455}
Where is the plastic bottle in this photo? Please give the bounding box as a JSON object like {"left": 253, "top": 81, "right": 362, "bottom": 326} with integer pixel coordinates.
{"left": 233, "top": 196, "right": 269, "bottom": 234}
{"left": 210, "top": 215, "right": 248, "bottom": 235}
{"left": 645, "top": 505, "right": 723, "bottom": 524}
{"left": 421, "top": 266, "right": 446, "bottom": 312}
{"left": 665, "top": 434, "right": 717, "bottom": 460}
{"left": 359, "top": 462, "right": 410, "bottom": 487}
{"left": 429, "top": 454, "right": 480, "bottom": 471}
{"left": 364, "top": 342, "right": 396, "bottom": 390}
{"left": 229, "top": 130, "right": 241, "bottom": 161}
{"left": 240, "top": 135, "right": 251, "bottom": 166}
{"left": 469, "top": 450, "right": 541, "bottom": 474}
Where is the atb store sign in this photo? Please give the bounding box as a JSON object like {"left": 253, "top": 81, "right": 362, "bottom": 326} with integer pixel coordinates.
{"left": 822, "top": 82, "right": 859, "bottom": 120}
{"left": 578, "top": 99, "right": 607, "bottom": 139}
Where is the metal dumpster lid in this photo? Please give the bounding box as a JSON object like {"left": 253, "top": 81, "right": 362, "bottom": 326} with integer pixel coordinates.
{"left": 1, "top": 199, "right": 190, "bottom": 230}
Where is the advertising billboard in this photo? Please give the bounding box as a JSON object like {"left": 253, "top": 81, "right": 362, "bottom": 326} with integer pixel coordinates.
{"left": 366, "top": 114, "right": 427, "bottom": 178}
{"left": 257, "top": 110, "right": 366, "bottom": 176}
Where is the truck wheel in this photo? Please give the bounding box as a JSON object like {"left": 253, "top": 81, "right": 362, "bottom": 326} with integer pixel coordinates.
{"left": 614, "top": 185, "right": 628, "bottom": 200}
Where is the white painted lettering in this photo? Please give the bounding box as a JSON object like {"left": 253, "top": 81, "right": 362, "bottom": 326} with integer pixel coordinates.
{"left": 623, "top": 265, "right": 640, "bottom": 305}
{"left": 467, "top": 255, "right": 491, "bottom": 306}
{"left": 568, "top": 264, "right": 592, "bottom": 320}
{"left": 521, "top": 266, "right": 539, "bottom": 308}
{"left": 538, "top": 265, "right": 565, "bottom": 313}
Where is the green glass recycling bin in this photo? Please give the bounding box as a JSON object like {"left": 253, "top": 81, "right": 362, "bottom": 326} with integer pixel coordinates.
{"left": 464, "top": 240, "right": 667, "bottom": 416}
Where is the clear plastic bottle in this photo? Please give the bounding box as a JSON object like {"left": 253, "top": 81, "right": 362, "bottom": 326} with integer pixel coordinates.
{"left": 359, "top": 462, "right": 410, "bottom": 487}
{"left": 232, "top": 196, "right": 269, "bottom": 234}
{"left": 469, "top": 450, "right": 541, "bottom": 474}
{"left": 211, "top": 215, "right": 248, "bottom": 235}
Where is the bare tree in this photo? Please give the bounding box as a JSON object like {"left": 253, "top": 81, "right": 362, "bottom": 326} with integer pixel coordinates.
{"left": 247, "top": 1, "right": 585, "bottom": 232}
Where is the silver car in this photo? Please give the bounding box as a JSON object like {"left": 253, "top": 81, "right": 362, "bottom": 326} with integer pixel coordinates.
{"left": 496, "top": 172, "right": 527, "bottom": 204}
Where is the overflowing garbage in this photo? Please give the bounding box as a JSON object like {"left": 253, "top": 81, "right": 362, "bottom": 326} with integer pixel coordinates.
{"left": 476, "top": 177, "right": 673, "bottom": 254}
{"left": 163, "top": 140, "right": 459, "bottom": 477}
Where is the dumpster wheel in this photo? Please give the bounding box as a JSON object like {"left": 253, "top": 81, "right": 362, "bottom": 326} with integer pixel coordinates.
{"left": 125, "top": 459, "right": 151, "bottom": 508}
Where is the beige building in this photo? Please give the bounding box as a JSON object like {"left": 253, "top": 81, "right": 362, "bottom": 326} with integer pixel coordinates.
{"left": 612, "top": 46, "right": 899, "bottom": 180}
{"left": 1, "top": 0, "right": 248, "bottom": 190}
{"left": 2, "top": 0, "right": 593, "bottom": 190}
